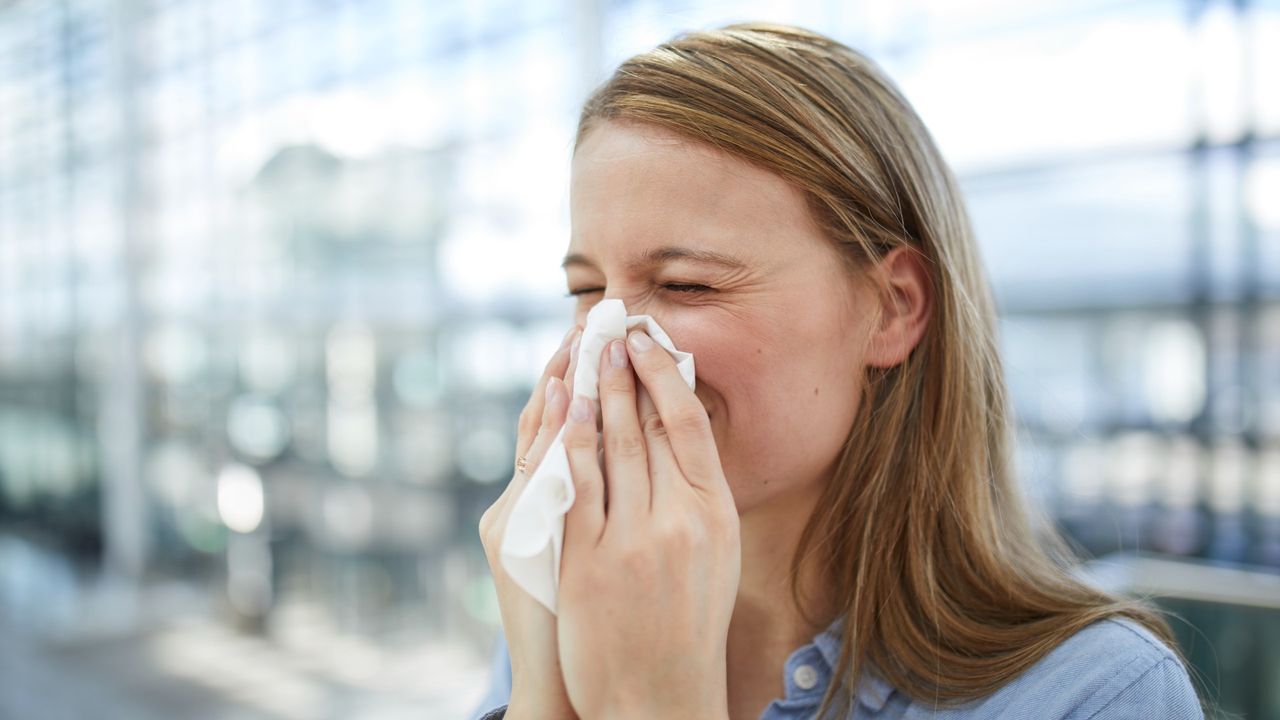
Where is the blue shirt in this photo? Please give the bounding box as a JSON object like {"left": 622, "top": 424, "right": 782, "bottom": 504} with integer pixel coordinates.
{"left": 469, "top": 615, "right": 1203, "bottom": 719}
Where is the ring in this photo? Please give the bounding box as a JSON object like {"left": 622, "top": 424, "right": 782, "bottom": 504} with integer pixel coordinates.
{"left": 515, "top": 455, "right": 529, "bottom": 474}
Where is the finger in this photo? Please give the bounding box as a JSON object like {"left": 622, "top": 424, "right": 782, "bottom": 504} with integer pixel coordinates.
{"left": 515, "top": 326, "right": 577, "bottom": 461}
{"left": 563, "top": 326, "right": 584, "bottom": 396}
{"left": 636, "top": 382, "right": 683, "bottom": 506}
{"left": 525, "top": 377, "right": 572, "bottom": 480}
{"left": 597, "top": 339, "right": 651, "bottom": 526}
{"left": 562, "top": 393, "right": 605, "bottom": 554}
{"left": 625, "top": 330, "right": 721, "bottom": 489}
{"left": 497, "top": 376, "right": 570, "bottom": 520}
{"left": 503, "top": 325, "right": 577, "bottom": 518}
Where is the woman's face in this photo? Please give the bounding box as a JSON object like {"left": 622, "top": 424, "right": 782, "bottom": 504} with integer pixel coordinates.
{"left": 567, "top": 120, "right": 876, "bottom": 515}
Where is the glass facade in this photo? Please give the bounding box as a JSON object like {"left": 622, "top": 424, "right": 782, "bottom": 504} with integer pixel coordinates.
{"left": 0, "top": 1, "right": 1276, "bottom": 717}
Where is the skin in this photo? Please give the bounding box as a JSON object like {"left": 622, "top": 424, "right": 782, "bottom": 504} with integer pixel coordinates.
{"left": 479, "top": 326, "right": 581, "bottom": 720}
{"left": 481, "top": 118, "right": 931, "bottom": 720}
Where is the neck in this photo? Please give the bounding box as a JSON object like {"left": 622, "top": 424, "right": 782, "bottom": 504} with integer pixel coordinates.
{"left": 725, "top": 478, "right": 836, "bottom": 719}
{"left": 730, "top": 477, "right": 835, "bottom": 656}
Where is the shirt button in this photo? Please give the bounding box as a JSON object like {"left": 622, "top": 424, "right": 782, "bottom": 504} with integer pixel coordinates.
{"left": 792, "top": 663, "right": 819, "bottom": 691}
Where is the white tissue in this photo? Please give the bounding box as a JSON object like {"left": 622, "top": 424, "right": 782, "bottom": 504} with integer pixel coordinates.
{"left": 499, "top": 299, "right": 695, "bottom": 614}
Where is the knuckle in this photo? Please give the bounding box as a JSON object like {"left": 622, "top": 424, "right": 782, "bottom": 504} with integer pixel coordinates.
{"left": 606, "top": 431, "right": 646, "bottom": 459}
{"left": 516, "top": 405, "right": 539, "bottom": 438}
{"left": 640, "top": 412, "right": 667, "bottom": 438}
{"left": 656, "top": 518, "right": 699, "bottom": 552}
{"left": 478, "top": 508, "right": 498, "bottom": 550}
{"left": 479, "top": 491, "right": 516, "bottom": 548}
{"left": 671, "top": 405, "right": 710, "bottom": 434}
{"left": 572, "top": 471, "right": 596, "bottom": 498}
{"left": 619, "top": 545, "right": 656, "bottom": 575}
{"left": 604, "top": 369, "right": 634, "bottom": 393}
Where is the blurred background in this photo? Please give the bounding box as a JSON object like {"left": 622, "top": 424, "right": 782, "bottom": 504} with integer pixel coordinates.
{"left": 0, "top": 0, "right": 1277, "bottom": 718}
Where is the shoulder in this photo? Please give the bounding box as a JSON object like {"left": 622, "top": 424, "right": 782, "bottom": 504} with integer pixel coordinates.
{"left": 978, "top": 618, "right": 1200, "bottom": 719}
{"left": 1047, "top": 618, "right": 1202, "bottom": 719}
{"left": 905, "top": 618, "right": 1203, "bottom": 720}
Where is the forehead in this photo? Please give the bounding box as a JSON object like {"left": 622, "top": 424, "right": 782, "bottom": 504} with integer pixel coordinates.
{"left": 566, "top": 120, "right": 821, "bottom": 272}
{"left": 561, "top": 244, "right": 750, "bottom": 273}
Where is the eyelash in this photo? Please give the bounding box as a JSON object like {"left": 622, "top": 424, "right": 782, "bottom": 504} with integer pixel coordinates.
{"left": 564, "top": 284, "right": 712, "bottom": 298}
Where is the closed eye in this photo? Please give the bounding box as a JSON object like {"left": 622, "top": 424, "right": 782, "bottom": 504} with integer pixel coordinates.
{"left": 662, "top": 283, "right": 712, "bottom": 293}
{"left": 564, "top": 284, "right": 713, "bottom": 298}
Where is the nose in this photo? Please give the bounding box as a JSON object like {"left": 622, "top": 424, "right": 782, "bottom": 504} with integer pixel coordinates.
{"left": 603, "top": 289, "right": 639, "bottom": 313}
{"left": 601, "top": 291, "right": 663, "bottom": 325}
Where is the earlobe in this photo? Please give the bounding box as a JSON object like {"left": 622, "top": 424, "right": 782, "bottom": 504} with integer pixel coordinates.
{"left": 863, "top": 246, "right": 932, "bottom": 369}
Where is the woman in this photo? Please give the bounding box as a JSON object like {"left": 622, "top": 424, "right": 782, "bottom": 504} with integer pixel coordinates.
{"left": 474, "top": 22, "right": 1204, "bottom": 720}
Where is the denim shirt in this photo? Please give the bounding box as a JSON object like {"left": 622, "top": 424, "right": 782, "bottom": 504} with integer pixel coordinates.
{"left": 468, "top": 615, "right": 1203, "bottom": 719}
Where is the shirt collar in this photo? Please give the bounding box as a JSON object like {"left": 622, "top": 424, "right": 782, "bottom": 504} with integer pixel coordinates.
{"left": 813, "top": 614, "right": 895, "bottom": 713}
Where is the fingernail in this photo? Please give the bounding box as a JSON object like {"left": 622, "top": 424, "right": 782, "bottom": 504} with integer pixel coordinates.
{"left": 570, "top": 330, "right": 582, "bottom": 358}
{"left": 560, "top": 327, "right": 576, "bottom": 349}
{"left": 545, "top": 377, "right": 559, "bottom": 403}
{"left": 628, "top": 331, "right": 653, "bottom": 352}
{"left": 569, "top": 394, "right": 591, "bottom": 423}
{"left": 609, "top": 340, "right": 628, "bottom": 368}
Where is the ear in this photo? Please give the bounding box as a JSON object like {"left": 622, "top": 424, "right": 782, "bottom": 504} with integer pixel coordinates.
{"left": 864, "top": 245, "right": 932, "bottom": 369}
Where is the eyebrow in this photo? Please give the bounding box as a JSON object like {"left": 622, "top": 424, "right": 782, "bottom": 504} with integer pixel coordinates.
{"left": 561, "top": 246, "right": 749, "bottom": 272}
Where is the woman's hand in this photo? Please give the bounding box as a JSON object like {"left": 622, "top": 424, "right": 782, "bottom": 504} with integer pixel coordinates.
{"left": 478, "top": 324, "right": 584, "bottom": 720}
{"left": 556, "top": 329, "right": 741, "bottom": 720}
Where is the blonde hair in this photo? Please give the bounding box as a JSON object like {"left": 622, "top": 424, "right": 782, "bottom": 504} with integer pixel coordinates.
{"left": 574, "top": 22, "right": 1191, "bottom": 717}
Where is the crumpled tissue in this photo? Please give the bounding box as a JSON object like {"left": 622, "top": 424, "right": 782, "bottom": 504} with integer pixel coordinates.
{"left": 500, "top": 298, "right": 695, "bottom": 614}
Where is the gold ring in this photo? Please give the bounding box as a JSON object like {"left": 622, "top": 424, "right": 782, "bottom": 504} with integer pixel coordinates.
{"left": 515, "top": 456, "right": 529, "bottom": 474}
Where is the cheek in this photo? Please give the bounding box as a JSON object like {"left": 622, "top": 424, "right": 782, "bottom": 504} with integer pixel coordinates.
{"left": 718, "top": 368, "right": 859, "bottom": 511}
{"left": 657, "top": 313, "right": 768, "bottom": 405}
{"left": 667, "top": 313, "right": 862, "bottom": 506}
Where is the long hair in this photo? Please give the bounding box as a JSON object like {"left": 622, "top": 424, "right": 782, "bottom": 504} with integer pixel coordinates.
{"left": 573, "top": 22, "right": 1187, "bottom": 717}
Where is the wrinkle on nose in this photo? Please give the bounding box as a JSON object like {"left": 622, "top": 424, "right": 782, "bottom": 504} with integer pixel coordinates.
{"left": 605, "top": 292, "right": 660, "bottom": 322}
{"left": 595, "top": 291, "right": 672, "bottom": 332}
{"left": 603, "top": 291, "right": 643, "bottom": 315}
